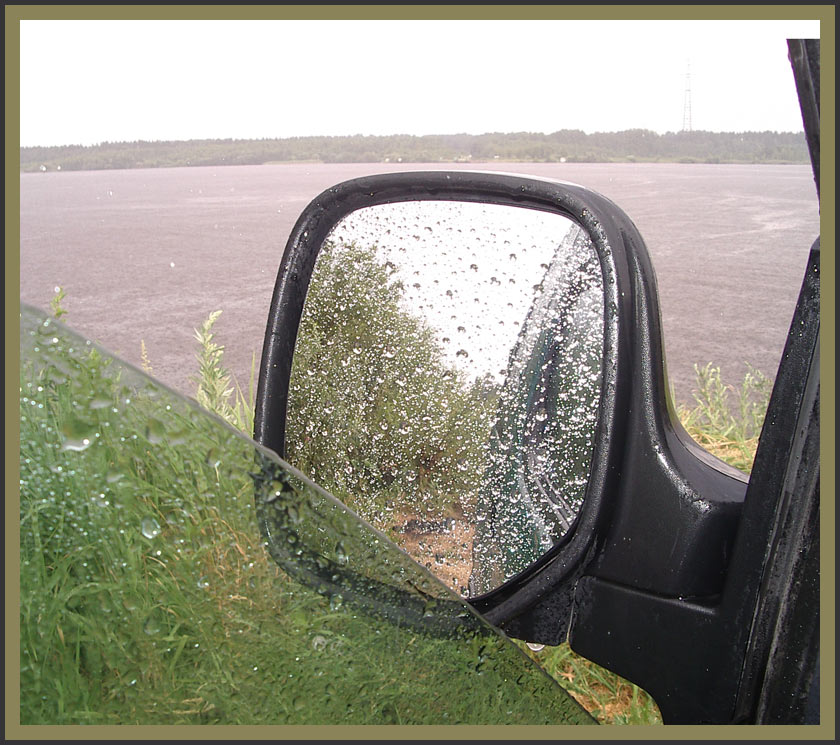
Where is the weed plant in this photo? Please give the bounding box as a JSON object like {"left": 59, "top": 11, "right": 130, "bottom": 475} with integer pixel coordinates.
{"left": 676, "top": 362, "right": 772, "bottom": 473}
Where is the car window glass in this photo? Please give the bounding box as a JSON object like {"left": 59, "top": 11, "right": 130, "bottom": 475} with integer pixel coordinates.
{"left": 18, "top": 304, "right": 594, "bottom": 725}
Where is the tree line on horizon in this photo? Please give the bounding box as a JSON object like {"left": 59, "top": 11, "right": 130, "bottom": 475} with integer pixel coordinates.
{"left": 20, "top": 129, "right": 809, "bottom": 172}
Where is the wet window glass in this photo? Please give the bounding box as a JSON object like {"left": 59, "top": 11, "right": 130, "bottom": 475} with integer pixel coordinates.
{"left": 18, "top": 304, "right": 594, "bottom": 725}
{"left": 287, "top": 202, "right": 604, "bottom": 597}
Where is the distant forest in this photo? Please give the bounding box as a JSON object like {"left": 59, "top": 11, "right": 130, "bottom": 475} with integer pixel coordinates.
{"left": 20, "top": 130, "right": 809, "bottom": 172}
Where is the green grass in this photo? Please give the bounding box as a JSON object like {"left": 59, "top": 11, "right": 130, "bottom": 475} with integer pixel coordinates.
{"left": 19, "top": 304, "right": 595, "bottom": 726}
{"left": 518, "top": 642, "right": 664, "bottom": 725}
{"left": 676, "top": 362, "right": 772, "bottom": 474}
{"left": 191, "top": 309, "right": 256, "bottom": 434}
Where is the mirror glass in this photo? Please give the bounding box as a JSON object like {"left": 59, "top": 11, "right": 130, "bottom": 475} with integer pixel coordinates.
{"left": 287, "top": 201, "right": 605, "bottom": 597}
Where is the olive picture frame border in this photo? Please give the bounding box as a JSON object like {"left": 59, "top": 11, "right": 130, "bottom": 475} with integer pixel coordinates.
{"left": 7, "top": 6, "right": 833, "bottom": 737}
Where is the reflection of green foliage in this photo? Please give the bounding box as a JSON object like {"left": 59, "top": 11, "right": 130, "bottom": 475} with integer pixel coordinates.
{"left": 287, "top": 242, "right": 497, "bottom": 525}
{"left": 19, "top": 307, "right": 594, "bottom": 725}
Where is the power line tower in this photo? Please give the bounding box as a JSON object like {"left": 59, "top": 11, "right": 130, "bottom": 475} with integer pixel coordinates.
{"left": 682, "top": 61, "right": 693, "bottom": 132}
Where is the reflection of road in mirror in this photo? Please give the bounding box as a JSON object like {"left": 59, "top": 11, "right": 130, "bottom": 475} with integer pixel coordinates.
{"left": 289, "top": 201, "right": 604, "bottom": 598}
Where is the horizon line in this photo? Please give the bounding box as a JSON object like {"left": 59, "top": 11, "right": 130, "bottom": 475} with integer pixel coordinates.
{"left": 20, "top": 128, "right": 808, "bottom": 150}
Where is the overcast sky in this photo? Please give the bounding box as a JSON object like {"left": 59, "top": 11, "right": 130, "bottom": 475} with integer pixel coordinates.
{"left": 19, "top": 18, "right": 821, "bottom": 147}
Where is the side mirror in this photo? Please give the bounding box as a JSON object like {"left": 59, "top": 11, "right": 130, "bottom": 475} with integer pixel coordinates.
{"left": 255, "top": 171, "right": 745, "bottom": 646}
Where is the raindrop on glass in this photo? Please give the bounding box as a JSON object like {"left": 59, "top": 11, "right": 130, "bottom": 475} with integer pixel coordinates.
{"left": 141, "top": 516, "right": 161, "bottom": 539}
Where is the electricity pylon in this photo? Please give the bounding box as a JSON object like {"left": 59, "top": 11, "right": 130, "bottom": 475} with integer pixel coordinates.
{"left": 682, "top": 62, "right": 693, "bottom": 132}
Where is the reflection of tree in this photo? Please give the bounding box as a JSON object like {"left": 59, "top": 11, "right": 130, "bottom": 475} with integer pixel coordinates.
{"left": 470, "top": 227, "right": 603, "bottom": 596}
{"left": 286, "top": 241, "right": 496, "bottom": 528}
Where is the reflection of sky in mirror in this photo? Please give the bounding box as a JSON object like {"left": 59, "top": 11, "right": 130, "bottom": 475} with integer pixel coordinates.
{"left": 328, "top": 202, "right": 582, "bottom": 382}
